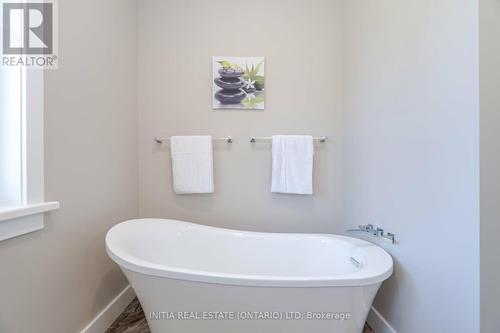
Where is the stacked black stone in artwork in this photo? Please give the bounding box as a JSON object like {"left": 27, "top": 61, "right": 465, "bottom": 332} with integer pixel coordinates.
{"left": 214, "top": 68, "right": 246, "bottom": 104}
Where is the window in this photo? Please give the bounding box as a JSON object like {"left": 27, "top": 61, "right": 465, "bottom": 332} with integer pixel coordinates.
{"left": 0, "top": 68, "right": 22, "bottom": 208}
{"left": 0, "top": 68, "right": 59, "bottom": 241}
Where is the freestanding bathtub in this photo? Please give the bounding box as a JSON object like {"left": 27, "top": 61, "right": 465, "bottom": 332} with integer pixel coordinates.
{"left": 106, "top": 219, "right": 393, "bottom": 333}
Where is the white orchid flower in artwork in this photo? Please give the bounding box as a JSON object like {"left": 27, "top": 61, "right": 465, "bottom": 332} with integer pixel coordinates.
{"left": 244, "top": 78, "right": 256, "bottom": 90}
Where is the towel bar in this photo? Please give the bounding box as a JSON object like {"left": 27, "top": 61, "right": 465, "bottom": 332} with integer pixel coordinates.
{"left": 250, "top": 136, "right": 327, "bottom": 143}
{"left": 154, "top": 136, "right": 233, "bottom": 144}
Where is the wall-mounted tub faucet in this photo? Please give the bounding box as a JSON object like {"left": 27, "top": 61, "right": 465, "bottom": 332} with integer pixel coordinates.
{"left": 346, "top": 224, "right": 377, "bottom": 235}
{"left": 346, "top": 224, "right": 396, "bottom": 244}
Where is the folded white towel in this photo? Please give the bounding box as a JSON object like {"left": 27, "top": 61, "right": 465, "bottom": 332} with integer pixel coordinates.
{"left": 170, "top": 136, "right": 214, "bottom": 194}
{"left": 271, "top": 135, "right": 314, "bottom": 195}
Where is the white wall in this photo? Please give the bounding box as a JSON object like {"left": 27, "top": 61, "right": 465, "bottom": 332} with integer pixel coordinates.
{"left": 341, "top": 1, "right": 480, "bottom": 332}
{"left": 137, "top": 0, "right": 344, "bottom": 233}
{"left": 479, "top": 0, "right": 500, "bottom": 331}
{"left": 0, "top": 0, "right": 138, "bottom": 332}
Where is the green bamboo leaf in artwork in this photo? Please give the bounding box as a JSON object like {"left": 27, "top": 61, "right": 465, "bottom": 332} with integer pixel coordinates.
{"left": 243, "top": 93, "right": 265, "bottom": 108}
{"left": 254, "top": 61, "right": 263, "bottom": 75}
{"left": 217, "top": 60, "right": 232, "bottom": 69}
{"left": 244, "top": 60, "right": 265, "bottom": 87}
{"left": 244, "top": 64, "right": 250, "bottom": 80}
{"left": 217, "top": 60, "right": 241, "bottom": 70}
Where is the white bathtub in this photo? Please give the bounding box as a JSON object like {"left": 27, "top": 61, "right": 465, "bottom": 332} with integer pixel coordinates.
{"left": 106, "top": 218, "right": 393, "bottom": 333}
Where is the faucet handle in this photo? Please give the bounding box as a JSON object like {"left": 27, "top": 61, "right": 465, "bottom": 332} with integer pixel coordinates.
{"left": 382, "top": 232, "right": 396, "bottom": 244}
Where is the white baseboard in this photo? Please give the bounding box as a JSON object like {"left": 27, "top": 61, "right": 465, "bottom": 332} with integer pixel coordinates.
{"left": 80, "top": 285, "right": 136, "bottom": 333}
{"left": 367, "top": 306, "right": 397, "bottom": 333}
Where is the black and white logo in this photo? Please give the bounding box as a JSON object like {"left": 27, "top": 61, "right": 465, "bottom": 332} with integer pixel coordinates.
{"left": 1, "top": 0, "right": 58, "bottom": 68}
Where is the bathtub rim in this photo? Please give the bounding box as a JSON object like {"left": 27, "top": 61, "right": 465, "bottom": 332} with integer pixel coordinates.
{"left": 106, "top": 218, "right": 393, "bottom": 288}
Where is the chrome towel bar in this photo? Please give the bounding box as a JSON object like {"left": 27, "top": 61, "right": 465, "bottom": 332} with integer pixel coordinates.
{"left": 154, "top": 136, "right": 233, "bottom": 144}
{"left": 250, "top": 136, "right": 327, "bottom": 143}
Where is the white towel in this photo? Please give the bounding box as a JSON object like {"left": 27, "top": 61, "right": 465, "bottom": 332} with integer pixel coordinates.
{"left": 170, "top": 136, "right": 214, "bottom": 194}
{"left": 271, "top": 135, "right": 314, "bottom": 195}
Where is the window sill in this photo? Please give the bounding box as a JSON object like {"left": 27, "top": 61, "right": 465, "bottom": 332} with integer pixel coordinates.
{"left": 0, "top": 202, "right": 60, "bottom": 241}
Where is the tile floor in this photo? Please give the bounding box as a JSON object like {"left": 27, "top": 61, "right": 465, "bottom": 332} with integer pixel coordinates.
{"left": 105, "top": 298, "right": 375, "bottom": 333}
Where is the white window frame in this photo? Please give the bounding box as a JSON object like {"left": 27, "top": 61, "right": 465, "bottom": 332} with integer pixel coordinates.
{"left": 0, "top": 69, "right": 59, "bottom": 241}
